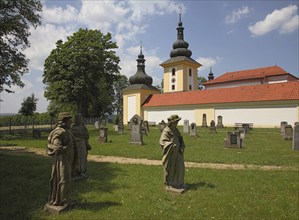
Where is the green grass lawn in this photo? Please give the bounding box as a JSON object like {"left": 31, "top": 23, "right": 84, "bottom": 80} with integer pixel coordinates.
{"left": 0, "top": 125, "right": 298, "bottom": 219}
{"left": 1, "top": 124, "right": 298, "bottom": 167}
{"left": 0, "top": 152, "right": 298, "bottom": 220}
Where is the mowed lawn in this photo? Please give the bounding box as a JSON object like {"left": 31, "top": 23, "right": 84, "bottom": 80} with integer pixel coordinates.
{"left": 0, "top": 125, "right": 298, "bottom": 219}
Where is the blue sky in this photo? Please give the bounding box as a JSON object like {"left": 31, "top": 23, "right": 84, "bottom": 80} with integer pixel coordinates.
{"left": 1, "top": 0, "right": 298, "bottom": 113}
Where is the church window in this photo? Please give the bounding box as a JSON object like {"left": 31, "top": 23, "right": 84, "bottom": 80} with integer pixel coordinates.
{"left": 172, "top": 68, "right": 176, "bottom": 76}
{"left": 189, "top": 85, "right": 192, "bottom": 90}
{"left": 172, "top": 85, "right": 175, "bottom": 90}
{"left": 189, "top": 68, "right": 192, "bottom": 77}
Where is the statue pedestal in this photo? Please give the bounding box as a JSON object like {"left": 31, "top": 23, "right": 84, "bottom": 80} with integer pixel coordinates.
{"left": 44, "top": 203, "right": 69, "bottom": 215}
{"left": 44, "top": 201, "right": 77, "bottom": 214}
{"left": 165, "top": 185, "right": 188, "bottom": 194}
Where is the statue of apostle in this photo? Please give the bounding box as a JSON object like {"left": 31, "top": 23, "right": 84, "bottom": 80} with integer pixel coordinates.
{"left": 45, "top": 112, "right": 77, "bottom": 211}
{"left": 71, "top": 113, "right": 91, "bottom": 179}
{"left": 159, "top": 115, "right": 187, "bottom": 192}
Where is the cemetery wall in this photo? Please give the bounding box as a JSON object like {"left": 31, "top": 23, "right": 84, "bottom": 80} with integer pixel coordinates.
{"left": 143, "top": 101, "right": 298, "bottom": 128}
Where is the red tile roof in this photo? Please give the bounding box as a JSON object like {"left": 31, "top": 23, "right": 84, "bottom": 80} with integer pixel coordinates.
{"left": 142, "top": 81, "right": 299, "bottom": 107}
{"left": 204, "top": 66, "right": 297, "bottom": 85}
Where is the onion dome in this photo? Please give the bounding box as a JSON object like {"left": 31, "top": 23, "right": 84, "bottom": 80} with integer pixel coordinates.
{"left": 129, "top": 46, "right": 153, "bottom": 85}
{"left": 170, "top": 13, "right": 192, "bottom": 58}
{"left": 208, "top": 67, "right": 215, "bottom": 81}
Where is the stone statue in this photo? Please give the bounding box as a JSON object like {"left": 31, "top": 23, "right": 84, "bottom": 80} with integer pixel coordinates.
{"left": 44, "top": 112, "right": 77, "bottom": 213}
{"left": 71, "top": 113, "right": 91, "bottom": 179}
{"left": 159, "top": 114, "right": 187, "bottom": 193}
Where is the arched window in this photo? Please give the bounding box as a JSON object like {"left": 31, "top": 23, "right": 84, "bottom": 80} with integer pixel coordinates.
{"left": 189, "top": 68, "right": 192, "bottom": 77}
{"left": 172, "top": 68, "right": 176, "bottom": 76}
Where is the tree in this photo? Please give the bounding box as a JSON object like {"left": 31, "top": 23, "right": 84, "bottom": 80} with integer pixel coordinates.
{"left": 19, "top": 93, "right": 38, "bottom": 127}
{"left": 0, "top": 0, "right": 42, "bottom": 93}
{"left": 198, "top": 76, "right": 207, "bottom": 90}
{"left": 19, "top": 93, "right": 38, "bottom": 116}
{"left": 43, "top": 28, "right": 120, "bottom": 117}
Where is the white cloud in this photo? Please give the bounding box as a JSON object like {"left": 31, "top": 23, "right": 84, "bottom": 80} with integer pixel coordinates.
{"left": 25, "top": 24, "right": 71, "bottom": 71}
{"left": 43, "top": 5, "right": 78, "bottom": 24}
{"left": 249, "top": 5, "right": 299, "bottom": 36}
{"left": 225, "top": 6, "right": 252, "bottom": 24}
{"left": 196, "top": 57, "right": 222, "bottom": 73}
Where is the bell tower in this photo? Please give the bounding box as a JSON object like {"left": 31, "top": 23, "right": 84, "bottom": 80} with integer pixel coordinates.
{"left": 160, "top": 12, "right": 201, "bottom": 93}
{"left": 122, "top": 46, "right": 160, "bottom": 124}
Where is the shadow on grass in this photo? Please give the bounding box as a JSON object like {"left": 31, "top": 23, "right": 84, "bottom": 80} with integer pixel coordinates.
{"left": 0, "top": 152, "right": 122, "bottom": 219}
{"left": 78, "top": 201, "right": 121, "bottom": 211}
{"left": 188, "top": 181, "right": 216, "bottom": 191}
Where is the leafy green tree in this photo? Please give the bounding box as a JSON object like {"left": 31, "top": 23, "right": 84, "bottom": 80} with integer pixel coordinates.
{"left": 198, "top": 76, "right": 207, "bottom": 90}
{"left": 19, "top": 93, "right": 38, "bottom": 116}
{"left": 0, "top": 0, "right": 42, "bottom": 93}
{"left": 43, "top": 28, "right": 120, "bottom": 117}
{"left": 18, "top": 93, "right": 38, "bottom": 127}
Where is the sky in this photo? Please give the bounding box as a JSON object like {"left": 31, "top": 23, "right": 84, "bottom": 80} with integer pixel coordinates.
{"left": 1, "top": 0, "right": 298, "bottom": 114}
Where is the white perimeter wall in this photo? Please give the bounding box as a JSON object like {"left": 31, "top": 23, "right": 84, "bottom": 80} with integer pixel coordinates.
{"left": 215, "top": 107, "right": 297, "bottom": 127}
{"left": 147, "top": 109, "right": 194, "bottom": 125}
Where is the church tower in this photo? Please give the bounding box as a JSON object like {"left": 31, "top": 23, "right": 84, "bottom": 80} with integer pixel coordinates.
{"left": 160, "top": 13, "right": 201, "bottom": 93}
{"left": 122, "top": 46, "right": 160, "bottom": 123}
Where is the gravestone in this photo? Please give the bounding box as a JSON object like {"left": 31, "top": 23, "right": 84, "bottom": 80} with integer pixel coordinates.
{"left": 183, "top": 120, "right": 190, "bottom": 133}
{"left": 216, "top": 115, "right": 224, "bottom": 128}
{"left": 143, "top": 121, "right": 149, "bottom": 132}
{"left": 202, "top": 114, "right": 207, "bottom": 128}
{"left": 239, "top": 129, "right": 246, "bottom": 140}
{"left": 283, "top": 125, "right": 293, "bottom": 140}
{"left": 242, "top": 123, "right": 250, "bottom": 134}
{"left": 100, "top": 119, "right": 106, "bottom": 128}
{"left": 118, "top": 119, "right": 124, "bottom": 134}
{"left": 98, "top": 127, "right": 108, "bottom": 143}
{"left": 94, "top": 121, "right": 100, "bottom": 130}
{"left": 190, "top": 123, "right": 198, "bottom": 137}
{"left": 280, "top": 121, "right": 288, "bottom": 136}
{"left": 292, "top": 122, "right": 299, "bottom": 150}
{"left": 127, "top": 121, "right": 131, "bottom": 130}
{"left": 113, "top": 125, "right": 118, "bottom": 132}
{"left": 159, "top": 120, "right": 166, "bottom": 132}
{"left": 224, "top": 131, "right": 243, "bottom": 148}
{"left": 130, "top": 114, "right": 143, "bottom": 145}
{"left": 209, "top": 120, "right": 217, "bottom": 133}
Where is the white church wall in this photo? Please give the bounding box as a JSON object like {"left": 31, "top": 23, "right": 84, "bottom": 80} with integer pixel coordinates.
{"left": 127, "top": 95, "right": 137, "bottom": 121}
{"left": 215, "top": 106, "right": 298, "bottom": 128}
{"left": 147, "top": 109, "right": 195, "bottom": 125}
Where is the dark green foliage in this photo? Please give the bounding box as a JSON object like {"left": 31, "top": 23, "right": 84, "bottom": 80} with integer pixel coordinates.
{"left": 18, "top": 93, "right": 38, "bottom": 116}
{"left": 43, "top": 29, "right": 120, "bottom": 117}
{"left": 198, "top": 76, "right": 207, "bottom": 90}
{"left": 0, "top": 0, "right": 42, "bottom": 93}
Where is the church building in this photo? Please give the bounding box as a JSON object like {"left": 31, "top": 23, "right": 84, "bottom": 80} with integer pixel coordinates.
{"left": 123, "top": 15, "right": 299, "bottom": 128}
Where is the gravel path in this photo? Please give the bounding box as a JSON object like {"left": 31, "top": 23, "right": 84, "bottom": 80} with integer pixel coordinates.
{"left": 0, "top": 146, "right": 297, "bottom": 171}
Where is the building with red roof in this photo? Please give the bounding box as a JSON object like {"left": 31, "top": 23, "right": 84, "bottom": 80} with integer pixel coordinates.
{"left": 123, "top": 15, "right": 299, "bottom": 128}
